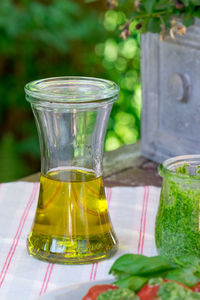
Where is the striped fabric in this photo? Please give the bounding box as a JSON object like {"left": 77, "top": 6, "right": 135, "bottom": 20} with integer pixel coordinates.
{"left": 0, "top": 182, "right": 160, "bottom": 300}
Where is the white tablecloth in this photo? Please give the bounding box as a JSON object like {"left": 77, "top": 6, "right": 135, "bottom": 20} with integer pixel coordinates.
{"left": 0, "top": 182, "right": 160, "bottom": 299}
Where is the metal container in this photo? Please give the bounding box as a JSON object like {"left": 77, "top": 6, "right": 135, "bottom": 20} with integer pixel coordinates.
{"left": 141, "top": 20, "right": 200, "bottom": 163}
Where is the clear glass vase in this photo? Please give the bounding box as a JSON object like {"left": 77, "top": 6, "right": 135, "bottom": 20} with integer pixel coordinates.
{"left": 25, "top": 76, "right": 119, "bottom": 264}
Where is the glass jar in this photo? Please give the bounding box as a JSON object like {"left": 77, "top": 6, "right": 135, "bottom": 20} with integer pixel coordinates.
{"left": 25, "top": 76, "right": 119, "bottom": 264}
{"left": 155, "top": 155, "right": 200, "bottom": 259}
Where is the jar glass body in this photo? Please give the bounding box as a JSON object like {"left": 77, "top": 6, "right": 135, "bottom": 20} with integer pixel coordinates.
{"left": 155, "top": 155, "right": 200, "bottom": 259}
{"left": 25, "top": 77, "right": 119, "bottom": 264}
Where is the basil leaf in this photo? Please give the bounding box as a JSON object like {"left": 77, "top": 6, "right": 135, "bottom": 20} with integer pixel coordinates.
{"left": 109, "top": 254, "right": 175, "bottom": 277}
{"left": 113, "top": 271, "right": 131, "bottom": 281}
{"left": 114, "top": 276, "right": 148, "bottom": 292}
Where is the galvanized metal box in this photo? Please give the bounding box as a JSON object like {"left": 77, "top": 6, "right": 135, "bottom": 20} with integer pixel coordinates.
{"left": 141, "top": 19, "right": 200, "bottom": 163}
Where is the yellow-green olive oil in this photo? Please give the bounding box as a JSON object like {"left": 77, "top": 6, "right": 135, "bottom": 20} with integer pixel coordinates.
{"left": 27, "top": 168, "right": 118, "bottom": 264}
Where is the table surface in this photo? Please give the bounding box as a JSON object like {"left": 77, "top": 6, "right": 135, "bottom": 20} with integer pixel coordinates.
{"left": 0, "top": 181, "right": 160, "bottom": 300}
{"left": 8, "top": 144, "right": 162, "bottom": 300}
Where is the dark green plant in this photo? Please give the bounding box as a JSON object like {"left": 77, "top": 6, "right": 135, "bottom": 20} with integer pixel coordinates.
{"left": 0, "top": 0, "right": 104, "bottom": 181}
{"left": 108, "top": 0, "right": 200, "bottom": 39}
{"left": 0, "top": 0, "right": 141, "bottom": 181}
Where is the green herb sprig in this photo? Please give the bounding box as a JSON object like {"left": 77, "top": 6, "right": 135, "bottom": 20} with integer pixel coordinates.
{"left": 109, "top": 254, "right": 200, "bottom": 291}
{"left": 108, "top": 0, "right": 200, "bottom": 39}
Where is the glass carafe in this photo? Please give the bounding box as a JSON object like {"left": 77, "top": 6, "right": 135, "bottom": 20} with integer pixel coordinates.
{"left": 25, "top": 77, "right": 119, "bottom": 264}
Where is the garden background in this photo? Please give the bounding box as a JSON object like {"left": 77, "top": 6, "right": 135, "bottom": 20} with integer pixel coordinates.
{"left": 0, "top": 0, "right": 141, "bottom": 182}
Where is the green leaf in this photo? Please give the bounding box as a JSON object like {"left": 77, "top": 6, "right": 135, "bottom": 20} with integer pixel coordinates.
{"left": 166, "top": 268, "right": 199, "bottom": 287}
{"left": 114, "top": 276, "right": 148, "bottom": 292}
{"left": 118, "top": 0, "right": 127, "bottom": 5}
{"left": 109, "top": 254, "right": 175, "bottom": 277}
{"left": 182, "top": 16, "right": 195, "bottom": 27}
{"left": 181, "top": 0, "right": 190, "bottom": 6}
{"left": 190, "top": 0, "right": 200, "bottom": 5}
{"left": 146, "top": 17, "right": 161, "bottom": 33}
{"left": 130, "top": 11, "right": 142, "bottom": 18}
{"left": 144, "top": 0, "right": 157, "bottom": 14}
{"left": 193, "top": 9, "right": 200, "bottom": 19}
{"left": 155, "top": 0, "right": 174, "bottom": 10}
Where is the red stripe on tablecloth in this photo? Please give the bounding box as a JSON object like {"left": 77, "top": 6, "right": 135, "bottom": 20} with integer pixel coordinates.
{"left": 92, "top": 187, "right": 112, "bottom": 281}
{"left": 0, "top": 183, "right": 39, "bottom": 288}
{"left": 43, "top": 264, "right": 54, "bottom": 293}
{"left": 93, "top": 263, "right": 98, "bottom": 281}
{"left": 141, "top": 187, "right": 150, "bottom": 254}
{"left": 39, "top": 264, "right": 51, "bottom": 295}
{"left": 39, "top": 263, "right": 54, "bottom": 295}
{"left": 90, "top": 263, "right": 95, "bottom": 281}
{"left": 137, "top": 187, "right": 147, "bottom": 254}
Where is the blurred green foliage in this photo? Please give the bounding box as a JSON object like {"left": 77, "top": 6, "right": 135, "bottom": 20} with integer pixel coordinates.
{"left": 0, "top": 0, "right": 141, "bottom": 182}
{"left": 111, "top": 0, "right": 200, "bottom": 36}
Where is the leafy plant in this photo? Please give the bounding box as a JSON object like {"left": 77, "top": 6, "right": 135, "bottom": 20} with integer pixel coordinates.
{"left": 83, "top": 253, "right": 200, "bottom": 299}
{"left": 0, "top": 0, "right": 141, "bottom": 181}
{"left": 109, "top": 254, "right": 200, "bottom": 291}
{"left": 0, "top": 0, "right": 105, "bottom": 181}
{"left": 108, "top": 0, "right": 200, "bottom": 39}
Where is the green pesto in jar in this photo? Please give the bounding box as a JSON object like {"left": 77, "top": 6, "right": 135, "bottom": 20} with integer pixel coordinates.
{"left": 155, "top": 163, "right": 200, "bottom": 259}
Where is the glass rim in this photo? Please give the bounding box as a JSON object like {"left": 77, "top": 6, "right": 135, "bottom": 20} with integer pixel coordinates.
{"left": 159, "top": 154, "right": 200, "bottom": 180}
{"left": 24, "top": 76, "right": 120, "bottom": 104}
